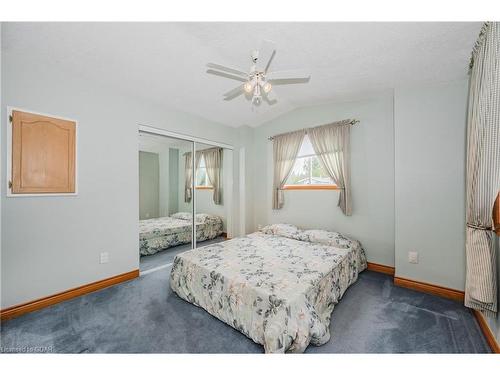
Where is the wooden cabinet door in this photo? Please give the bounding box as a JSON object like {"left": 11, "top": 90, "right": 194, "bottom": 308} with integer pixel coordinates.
{"left": 11, "top": 110, "right": 76, "bottom": 194}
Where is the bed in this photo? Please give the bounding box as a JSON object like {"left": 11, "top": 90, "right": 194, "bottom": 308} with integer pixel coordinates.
{"left": 139, "top": 212, "right": 223, "bottom": 256}
{"left": 170, "top": 223, "right": 367, "bottom": 353}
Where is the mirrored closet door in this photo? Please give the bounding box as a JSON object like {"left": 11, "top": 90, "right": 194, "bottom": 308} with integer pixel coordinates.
{"left": 138, "top": 128, "right": 234, "bottom": 273}
{"left": 138, "top": 132, "right": 195, "bottom": 272}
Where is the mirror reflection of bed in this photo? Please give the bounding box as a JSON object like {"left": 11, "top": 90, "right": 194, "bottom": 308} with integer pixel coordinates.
{"left": 138, "top": 133, "right": 232, "bottom": 272}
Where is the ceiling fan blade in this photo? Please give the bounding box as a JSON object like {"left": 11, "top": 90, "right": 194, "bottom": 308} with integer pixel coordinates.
{"left": 223, "top": 85, "right": 244, "bottom": 100}
{"left": 266, "top": 69, "right": 311, "bottom": 81}
{"left": 206, "top": 69, "right": 247, "bottom": 82}
{"left": 207, "top": 63, "right": 248, "bottom": 78}
{"left": 255, "top": 40, "right": 276, "bottom": 72}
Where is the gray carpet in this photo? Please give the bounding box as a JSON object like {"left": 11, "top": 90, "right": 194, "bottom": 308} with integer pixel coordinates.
{"left": 0, "top": 270, "right": 490, "bottom": 353}
{"left": 140, "top": 236, "right": 226, "bottom": 272}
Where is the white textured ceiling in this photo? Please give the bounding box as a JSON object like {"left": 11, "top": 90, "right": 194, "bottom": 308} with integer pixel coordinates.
{"left": 2, "top": 22, "right": 481, "bottom": 127}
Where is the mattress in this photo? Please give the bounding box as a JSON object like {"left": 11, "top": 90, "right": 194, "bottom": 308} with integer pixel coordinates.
{"left": 139, "top": 214, "right": 223, "bottom": 256}
{"left": 170, "top": 227, "right": 367, "bottom": 353}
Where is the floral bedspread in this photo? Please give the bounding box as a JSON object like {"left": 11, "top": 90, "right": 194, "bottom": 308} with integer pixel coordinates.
{"left": 139, "top": 215, "right": 223, "bottom": 256}
{"left": 170, "top": 227, "right": 366, "bottom": 353}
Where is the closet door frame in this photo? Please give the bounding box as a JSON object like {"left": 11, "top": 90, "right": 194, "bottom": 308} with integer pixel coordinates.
{"left": 138, "top": 125, "right": 234, "bottom": 151}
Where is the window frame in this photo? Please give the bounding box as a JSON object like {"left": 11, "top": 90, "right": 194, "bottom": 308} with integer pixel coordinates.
{"left": 282, "top": 135, "right": 338, "bottom": 190}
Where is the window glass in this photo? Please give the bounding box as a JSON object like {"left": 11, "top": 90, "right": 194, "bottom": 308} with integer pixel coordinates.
{"left": 285, "top": 135, "right": 335, "bottom": 186}
{"left": 196, "top": 155, "right": 212, "bottom": 187}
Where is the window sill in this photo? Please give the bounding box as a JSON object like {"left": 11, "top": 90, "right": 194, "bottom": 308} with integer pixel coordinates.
{"left": 196, "top": 186, "right": 214, "bottom": 190}
{"left": 282, "top": 185, "right": 339, "bottom": 191}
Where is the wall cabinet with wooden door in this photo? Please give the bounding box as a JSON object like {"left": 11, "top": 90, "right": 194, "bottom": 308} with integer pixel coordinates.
{"left": 9, "top": 109, "right": 76, "bottom": 195}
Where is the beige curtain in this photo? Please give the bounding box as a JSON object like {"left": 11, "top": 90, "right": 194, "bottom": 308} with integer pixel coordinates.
{"left": 184, "top": 151, "right": 201, "bottom": 203}
{"left": 308, "top": 121, "right": 353, "bottom": 215}
{"left": 272, "top": 130, "right": 306, "bottom": 209}
{"left": 203, "top": 148, "right": 223, "bottom": 205}
{"left": 465, "top": 22, "right": 500, "bottom": 317}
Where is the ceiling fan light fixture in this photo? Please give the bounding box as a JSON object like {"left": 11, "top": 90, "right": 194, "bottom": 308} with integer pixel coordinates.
{"left": 243, "top": 81, "right": 254, "bottom": 93}
{"left": 262, "top": 82, "right": 272, "bottom": 93}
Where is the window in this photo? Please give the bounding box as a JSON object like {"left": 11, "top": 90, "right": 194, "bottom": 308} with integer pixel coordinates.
{"left": 196, "top": 155, "right": 213, "bottom": 189}
{"left": 284, "top": 135, "right": 337, "bottom": 190}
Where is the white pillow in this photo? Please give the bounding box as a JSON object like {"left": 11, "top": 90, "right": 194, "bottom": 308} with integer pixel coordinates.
{"left": 301, "top": 229, "right": 356, "bottom": 249}
{"left": 260, "top": 223, "right": 303, "bottom": 240}
{"left": 171, "top": 212, "right": 192, "bottom": 221}
{"left": 171, "top": 212, "right": 212, "bottom": 223}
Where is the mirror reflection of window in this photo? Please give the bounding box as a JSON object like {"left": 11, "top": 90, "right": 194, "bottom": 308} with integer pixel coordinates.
{"left": 196, "top": 155, "right": 213, "bottom": 188}
{"left": 194, "top": 144, "right": 228, "bottom": 246}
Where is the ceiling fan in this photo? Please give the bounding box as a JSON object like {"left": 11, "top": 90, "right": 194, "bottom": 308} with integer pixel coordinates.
{"left": 206, "top": 40, "right": 311, "bottom": 106}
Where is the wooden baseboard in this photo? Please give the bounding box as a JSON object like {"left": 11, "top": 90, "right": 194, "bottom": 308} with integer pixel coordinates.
{"left": 473, "top": 310, "right": 500, "bottom": 353}
{"left": 394, "top": 276, "right": 465, "bottom": 302}
{"left": 0, "top": 269, "right": 139, "bottom": 321}
{"left": 367, "top": 262, "right": 395, "bottom": 276}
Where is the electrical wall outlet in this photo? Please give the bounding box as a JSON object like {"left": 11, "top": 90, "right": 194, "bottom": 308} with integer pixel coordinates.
{"left": 100, "top": 252, "right": 109, "bottom": 264}
{"left": 257, "top": 224, "right": 263, "bottom": 230}
{"left": 408, "top": 251, "right": 419, "bottom": 264}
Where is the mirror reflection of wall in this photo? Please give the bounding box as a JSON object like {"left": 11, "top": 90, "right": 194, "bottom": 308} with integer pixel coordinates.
{"left": 138, "top": 133, "right": 194, "bottom": 271}
{"left": 139, "top": 133, "right": 190, "bottom": 220}
{"left": 139, "top": 150, "right": 160, "bottom": 220}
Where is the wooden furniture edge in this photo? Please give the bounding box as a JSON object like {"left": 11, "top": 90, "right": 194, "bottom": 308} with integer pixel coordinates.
{"left": 473, "top": 310, "right": 500, "bottom": 353}
{"left": 0, "top": 269, "right": 139, "bottom": 321}
{"left": 393, "top": 276, "right": 465, "bottom": 301}
{"left": 367, "top": 262, "right": 395, "bottom": 276}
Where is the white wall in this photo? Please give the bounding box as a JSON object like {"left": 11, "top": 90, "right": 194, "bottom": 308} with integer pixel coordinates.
{"left": 238, "top": 126, "right": 255, "bottom": 235}
{"left": 1, "top": 49, "right": 240, "bottom": 308}
{"left": 252, "top": 91, "right": 395, "bottom": 266}
{"left": 394, "top": 80, "right": 468, "bottom": 290}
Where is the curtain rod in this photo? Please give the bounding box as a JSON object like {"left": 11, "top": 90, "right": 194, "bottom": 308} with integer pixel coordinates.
{"left": 267, "top": 119, "right": 360, "bottom": 141}
{"left": 183, "top": 146, "right": 222, "bottom": 156}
